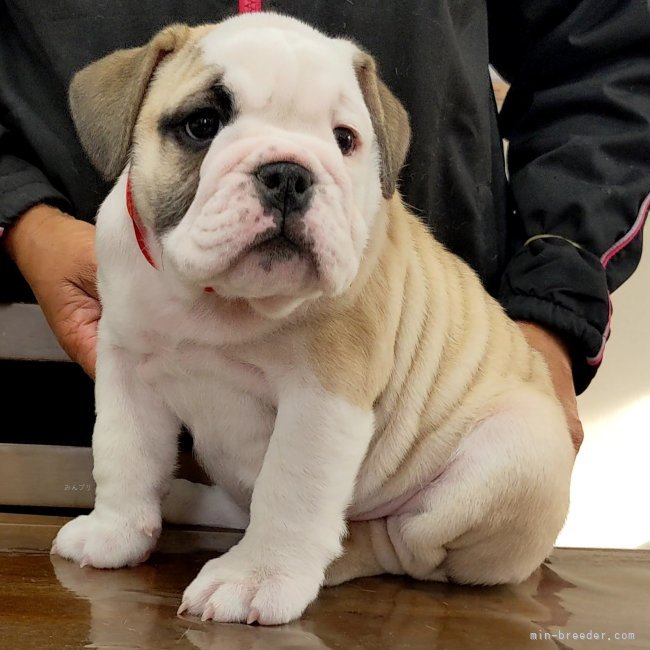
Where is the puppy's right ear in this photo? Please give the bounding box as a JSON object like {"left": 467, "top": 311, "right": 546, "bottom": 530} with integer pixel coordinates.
{"left": 69, "top": 24, "right": 191, "bottom": 181}
{"left": 354, "top": 51, "right": 411, "bottom": 199}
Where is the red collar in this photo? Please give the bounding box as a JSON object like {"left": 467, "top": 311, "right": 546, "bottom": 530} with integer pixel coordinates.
{"left": 126, "top": 175, "right": 214, "bottom": 293}
{"left": 126, "top": 174, "right": 157, "bottom": 269}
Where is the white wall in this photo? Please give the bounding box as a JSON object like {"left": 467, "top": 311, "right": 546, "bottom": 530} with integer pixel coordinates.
{"left": 557, "top": 232, "right": 650, "bottom": 549}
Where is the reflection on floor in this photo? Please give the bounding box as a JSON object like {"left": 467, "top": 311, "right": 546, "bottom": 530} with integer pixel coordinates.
{"left": 2, "top": 514, "right": 649, "bottom": 649}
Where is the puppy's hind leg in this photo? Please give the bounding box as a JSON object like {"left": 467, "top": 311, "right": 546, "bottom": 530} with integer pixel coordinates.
{"left": 387, "top": 388, "right": 573, "bottom": 586}
{"left": 324, "top": 517, "right": 450, "bottom": 586}
{"left": 327, "top": 387, "right": 573, "bottom": 587}
{"left": 324, "top": 520, "right": 402, "bottom": 586}
{"left": 162, "top": 478, "right": 249, "bottom": 529}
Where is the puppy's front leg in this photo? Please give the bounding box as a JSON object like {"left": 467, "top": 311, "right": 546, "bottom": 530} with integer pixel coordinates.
{"left": 52, "top": 342, "right": 179, "bottom": 568}
{"left": 181, "top": 379, "right": 374, "bottom": 625}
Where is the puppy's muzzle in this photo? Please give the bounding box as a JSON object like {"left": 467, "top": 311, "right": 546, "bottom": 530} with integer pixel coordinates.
{"left": 252, "top": 162, "right": 315, "bottom": 252}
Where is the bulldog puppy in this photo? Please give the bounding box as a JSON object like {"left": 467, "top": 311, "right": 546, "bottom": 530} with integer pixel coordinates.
{"left": 52, "top": 13, "right": 574, "bottom": 625}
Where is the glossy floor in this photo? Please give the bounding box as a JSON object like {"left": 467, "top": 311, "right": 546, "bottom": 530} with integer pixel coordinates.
{"left": 1, "top": 514, "right": 649, "bottom": 649}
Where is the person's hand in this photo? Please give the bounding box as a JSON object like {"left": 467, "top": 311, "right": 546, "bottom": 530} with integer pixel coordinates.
{"left": 3, "top": 204, "right": 100, "bottom": 377}
{"left": 516, "top": 321, "right": 584, "bottom": 453}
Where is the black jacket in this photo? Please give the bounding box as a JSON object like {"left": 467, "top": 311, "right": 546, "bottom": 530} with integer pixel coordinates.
{"left": 1, "top": 0, "right": 649, "bottom": 392}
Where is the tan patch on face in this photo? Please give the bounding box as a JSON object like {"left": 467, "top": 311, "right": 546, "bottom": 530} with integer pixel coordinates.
{"left": 130, "top": 36, "right": 225, "bottom": 231}
{"left": 135, "top": 29, "right": 222, "bottom": 136}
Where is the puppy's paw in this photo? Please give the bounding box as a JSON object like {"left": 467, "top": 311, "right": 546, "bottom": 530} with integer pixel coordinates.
{"left": 52, "top": 511, "right": 160, "bottom": 569}
{"left": 179, "top": 549, "right": 322, "bottom": 625}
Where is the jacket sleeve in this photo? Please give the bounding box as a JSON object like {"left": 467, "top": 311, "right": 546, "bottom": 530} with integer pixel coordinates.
{"left": 488, "top": 0, "right": 650, "bottom": 392}
{"left": 0, "top": 121, "right": 71, "bottom": 234}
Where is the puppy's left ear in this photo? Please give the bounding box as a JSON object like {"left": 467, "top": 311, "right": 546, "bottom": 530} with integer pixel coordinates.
{"left": 354, "top": 51, "right": 411, "bottom": 199}
{"left": 69, "top": 24, "right": 192, "bottom": 181}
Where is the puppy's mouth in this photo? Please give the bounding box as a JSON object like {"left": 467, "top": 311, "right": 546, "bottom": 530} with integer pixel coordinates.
{"left": 253, "top": 235, "right": 304, "bottom": 270}
{"left": 243, "top": 226, "right": 317, "bottom": 273}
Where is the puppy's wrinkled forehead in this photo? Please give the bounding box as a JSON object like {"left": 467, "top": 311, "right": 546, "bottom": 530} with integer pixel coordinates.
{"left": 196, "top": 20, "right": 366, "bottom": 127}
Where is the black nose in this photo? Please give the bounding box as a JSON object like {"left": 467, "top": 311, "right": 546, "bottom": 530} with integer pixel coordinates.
{"left": 254, "top": 162, "right": 313, "bottom": 216}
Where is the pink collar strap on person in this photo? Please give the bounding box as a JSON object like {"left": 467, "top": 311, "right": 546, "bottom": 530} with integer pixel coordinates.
{"left": 239, "top": 0, "right": 262, "bottom": 12}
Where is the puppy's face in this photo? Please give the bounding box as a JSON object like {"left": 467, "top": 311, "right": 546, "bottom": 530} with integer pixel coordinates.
{"left": 71, "top": 14, "right": 409, "bottom": 316}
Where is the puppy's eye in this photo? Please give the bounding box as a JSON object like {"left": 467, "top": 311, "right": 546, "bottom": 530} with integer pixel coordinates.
{"left": 333, "top": 127, "right": 356, "bottom": 155}
{"left": 184, "top": 109, "right": 222, "bottom": 142}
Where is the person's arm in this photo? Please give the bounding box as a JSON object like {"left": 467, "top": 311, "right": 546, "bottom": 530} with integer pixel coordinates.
{"left": 488, "top": 0, "right": 650, "bottom": 394}
{"left": 1, "top": 122, "right": 100, "bottom": 376}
